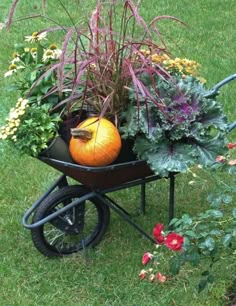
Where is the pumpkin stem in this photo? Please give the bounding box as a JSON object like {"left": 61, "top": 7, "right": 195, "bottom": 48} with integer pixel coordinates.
{"left": 71, "top": 128, "right": 92, "bottom": 140}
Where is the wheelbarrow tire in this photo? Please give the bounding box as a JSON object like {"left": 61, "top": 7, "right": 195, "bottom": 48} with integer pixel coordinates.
{"left": 31, "top": 185, "right": 110, "bottom": 257}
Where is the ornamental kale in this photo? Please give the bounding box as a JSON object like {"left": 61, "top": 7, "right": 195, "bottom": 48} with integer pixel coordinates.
{"left": 122, "top": 73, "right": 229, "bottom": 176}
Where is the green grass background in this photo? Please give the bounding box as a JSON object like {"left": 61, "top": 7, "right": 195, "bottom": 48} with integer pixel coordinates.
{"left": 0, "top": 1, "right": 236, "bottom": 305}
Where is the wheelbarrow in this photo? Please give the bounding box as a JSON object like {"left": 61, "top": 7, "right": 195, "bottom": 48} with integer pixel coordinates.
{"left": 22, "top": 74, "right": 236, "bottom": 257}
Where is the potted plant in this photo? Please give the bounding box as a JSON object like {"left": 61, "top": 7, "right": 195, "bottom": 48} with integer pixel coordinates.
{"left": 1, "top": 0, "right": 229, "bottom": 174}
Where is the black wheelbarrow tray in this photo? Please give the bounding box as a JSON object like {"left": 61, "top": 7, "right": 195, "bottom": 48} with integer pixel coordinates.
{"left": 22, "top": 74, "right": 236, "bottom": 257}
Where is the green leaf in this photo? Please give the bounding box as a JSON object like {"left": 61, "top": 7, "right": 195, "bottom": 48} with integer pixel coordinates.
{"left": 201, "top": 270, "right": 210, "bottom": 276}
{"left": 186, "top": 251, "right": 201, "bottom": 266}
{"left": 198, "top": 273, "right": 215, "bottom": 293}
{"left": 207, "top": 274, "right": 214, "bottom": 284}
{"left": 134, "top": 138, "right": 195, "bottom": 176}
{"left": 36, "top": 43, "right": 44, "bottom": 64}
{"left": 198, "top": 278, "right": 208, "bottom": 293}
{"left": 222, "top": 194, "right": 233, "bottom": 204}
{"left": 229, "top": 167, "right": 236, "bottom": 175}
{"left": 204, "top": 237, "right": 215, "bottom": 251}
{"left": 181, "top": 214, "right": 193, "bottom": 225}
{"left": 233, "top": 208, "right": 236, "bottom": 218}
{"left": 208, "top": 209, "right": 223, "bottom": 218}
{"left": 193, "top": 134, "right": 227, "bottom": 166}
{"left": 200, "top": 100, "right": 228, "bottom": 131}
{"left": 184, "top": 230, "right": 196, "bottom": 238}
{"left": 169, "top": 256, "right": 182, "bottom": 276}
{"left": 210, "top": 229, "right": 222, "bottom": 236}
{"left": 223, "top": 234, "right": 232, "bottom": 247}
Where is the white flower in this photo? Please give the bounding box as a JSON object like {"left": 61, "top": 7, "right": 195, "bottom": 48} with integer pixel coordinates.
{"left": 52, "top": 49, "right": 62, "bottom": 60}
{"left": 30, "top": 47, "right": 38, "bottom": 59}
{"left": 4, "top": 64, "right": 25, "bottom": 77}
{"left": 25, "top": 31, "right": 47, "bottom": 43}
{"left": 42, "top": 48, "right": 62, "bottom": 62}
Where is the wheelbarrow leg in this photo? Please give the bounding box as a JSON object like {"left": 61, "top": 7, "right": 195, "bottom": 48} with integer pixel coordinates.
{"left": 57, "top": 175, "right": 69, "bottom": 189}
{"left": 168, "top": 173, "right": 175, "bottom": 229}
{"left": 140, "top": 179, "right": 146, "bottom": 214}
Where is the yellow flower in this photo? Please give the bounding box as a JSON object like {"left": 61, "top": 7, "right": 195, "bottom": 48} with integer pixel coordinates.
{"left": 14, "top": 119, "right": 21, "bottom": 127}
{"left": 0, "top": 98, "right": 29, "bottom": 141}
{"left": 25, "top": 31, "right": 47, "bottom": 43}
{"left": 151, "top": 54, "right": 163, "bottom": 64}
{"left": 0, "top": 132, "right": 8, "bottom": 140}
{"left": 89, "top": 63, "right": 97, "bottom": 70}
{"left": 139, "top": 49, "right": 151, "bottom": 57}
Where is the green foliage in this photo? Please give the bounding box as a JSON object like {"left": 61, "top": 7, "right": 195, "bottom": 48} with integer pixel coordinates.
{"left": 168, "top": 162, "right": 236, "bottom": 291}
{"left": 0, "top": 32, "right": 64, "bottom": 156}
{"left": 13, "top": 104, "right": 61, "bottom": 156}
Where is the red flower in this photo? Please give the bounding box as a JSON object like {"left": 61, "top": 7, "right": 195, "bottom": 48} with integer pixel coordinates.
{"left": 157, "top": 272, "right": 167, "bottom": 283}
{"left": 227, "top": 142, "right": 236, "bottom": 150}
{"left": 165, "top": 232, "right": 184, "bottom": 251}
{"left": 216, "top": 155, "right": 226, "bottom": 163}
{"left": 153, "top": 223, "right": 165, "bottom": 244}
{"left": 142, "top": 252, "right": 153, "bottom": 265}
{"left": 139, "top": 269, "right": 147, "bottom": 280}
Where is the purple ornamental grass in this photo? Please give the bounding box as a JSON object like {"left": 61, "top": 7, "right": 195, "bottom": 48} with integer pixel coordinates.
{"left": 6, "top": 0, "right": 184, "bottom": 123}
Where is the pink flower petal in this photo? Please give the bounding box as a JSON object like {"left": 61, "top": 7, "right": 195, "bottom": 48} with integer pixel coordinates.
{"left": 157, "top": 272, "right": 167, "bottom": 283}
{"left": 228, "top": 159, "right": 236, "bottom": 166}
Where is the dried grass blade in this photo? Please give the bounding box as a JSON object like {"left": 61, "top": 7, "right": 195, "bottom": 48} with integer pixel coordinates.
{"left": 6, "top": 0, "right": 20, "bottom": 29}
{"left": 58, "top": 28, "right": 74, "bottom": 97}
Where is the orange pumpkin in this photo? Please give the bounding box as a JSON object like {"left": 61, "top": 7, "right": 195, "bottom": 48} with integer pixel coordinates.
{"left": 69, "top": 117, "right": 122, "bottom": 166}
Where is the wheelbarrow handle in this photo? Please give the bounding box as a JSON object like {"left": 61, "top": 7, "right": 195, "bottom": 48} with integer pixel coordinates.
{"left": 204, "top": 73, "right": 236, "bottom": 98}
{"left": 228, "top": 121, "right": 236, "bottom": 132}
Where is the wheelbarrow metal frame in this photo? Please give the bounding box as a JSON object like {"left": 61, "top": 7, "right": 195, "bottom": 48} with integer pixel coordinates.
{"left": 22, "top": 163, "right": 176, "bottom": 244}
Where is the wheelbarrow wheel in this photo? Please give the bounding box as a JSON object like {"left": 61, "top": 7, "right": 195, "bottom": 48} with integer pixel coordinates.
{"left": 31, "top": 185, "right": 110, "bottom": 257}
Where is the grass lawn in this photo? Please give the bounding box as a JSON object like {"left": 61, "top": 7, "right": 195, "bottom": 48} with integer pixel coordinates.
{"left": 0, "top": 1, "right": 236, "bottom": 305}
